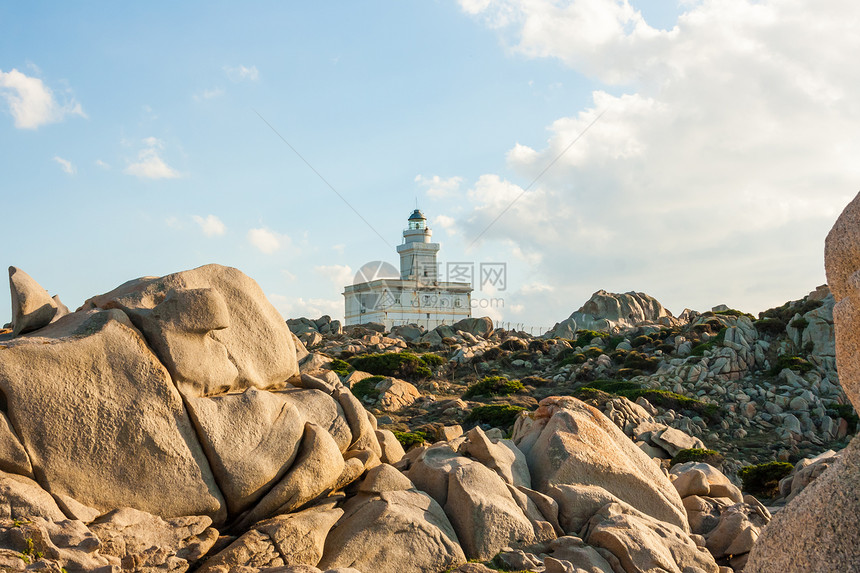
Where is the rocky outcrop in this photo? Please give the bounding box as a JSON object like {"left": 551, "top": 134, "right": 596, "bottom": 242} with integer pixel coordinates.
{"left": 569, "top": 290, "right": 675, "bottom": 332}
{"left": 8, "top": 267, "right": 62, "bottom": 336}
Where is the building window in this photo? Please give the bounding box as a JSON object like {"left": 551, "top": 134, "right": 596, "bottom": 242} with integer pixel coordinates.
{"left": 426, "top": 313, "right": 430, "bottom": 319}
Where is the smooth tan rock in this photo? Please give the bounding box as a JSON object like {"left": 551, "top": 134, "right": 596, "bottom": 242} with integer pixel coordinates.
{"left": 672, "top": 469, "right": 710, "bottom": 498}
{"left": 0, "top": 310, "right": 226, "bottom": 522}
{"left": 185, "top": 388, "right": 305, "bottom": 514}
{"left": 238, "top": 422, "right": 345, "bottom": 528}
{"left": 514, "top": 396, "right": 688, "bottom": 533}
{"left": 278, "top": 388, "right": 352, "bottom": 453}
{"left": 198, "top": 529, "right": 283, "bottom": 571}
{"left": 671, "top": 462, "right": 742, "bottom": 504}
{"left": 443, "top": 460, "right": 536, "bottom": 560}
{"left": 359, "top": 464, "right": 413, "bottom": 494}
{"left": 704, "top": 504, "right": 767, "bottom": 559}
{"left": 52, "top": 493, "right": 101, "bottom": 523}
{"left": 292, "top": 331, "right": 310, "bottom": 362}
{"left": 0, "top": 516, "right": 114, "bottom": 571}
{"left": 375, "top": 429, "right": 406, "bottom": 464}
{"left": 319, "top": 489, "right": 465, "bottom": 573}
{"left": 583, "top": 502, "right": 719, "bottom": 573}
{"left": 547, "top": 483, "right": 624, "bottom": 534}
{"left": 459, "top": 426, "right": 531, "bottom": 488}
{"left": 334, "top": 386, "right": 381, "bottom": 457}
{"left": 542, "top": 536, "right": 615, "bottom": 573}
{"left": 8, "top": 266, "right": 58, "bottom": 336}
{"left": 255, "top": 507, "right": 343, "bottom": 567}
{"left": 0, "top": 411, "right": 32, "bottom": 477}
{"left": 406, "top": 444, "right": 467, "bottom": 507}
{"left": 826, "top": 192, "right": 860, "bottom": 409}
{"left": 745, "top": 433, "right": 860, "bottom": 572}
{"left": 0, "top": 470, "right": 66, "bottom": 520}
{"left": 375, "top": 377, "right": 421, "bottom": 411}
{"left": 89, "top": 507, "right": 219, "bottom": 570}
{"left": 84, "top": 264, "right": 298, "bottom": 396}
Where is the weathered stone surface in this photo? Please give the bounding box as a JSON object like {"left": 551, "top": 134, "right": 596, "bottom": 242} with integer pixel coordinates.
{"left": 319, "top": 489, "right": 465, "bottom": 573}
{"left": 583, "top": 502, "right": 719, "bottom": 573}
{"left": 745, "top": 433, "right": 860, "bottom": 572}
{"left": 459, "top": 426, "right": 531, "bottom": 488}
{"left": 0, "top": 470, "right": 66, "bottom": 520}
{"left": 184, "top": 388, "right": 305, "bottom": 514}
{"left": 83, "top": 264, "right": 298, "bottom": 397}
{"left": 8, "top": 266, "right": 58, "bottom": 336}
{"left": 89, "top": 507, "right": 219, "bottom": 570}
{"left": 513, "top": 396, "right": 688, "bottom": 532}
{"left": 704, "top": 503, "right": 768, "bottom": 559}
{"left": 237, "top": 422, "right": 345, "bottom": 529}
{"left": 358, "top": 464, "right": 413, "bottom": 494}
{"left": 375, "top": 429, "right": 406, "bottom": 465}
{"left": 0, "top": 412, "right": 32, "bottom": 478}
{"left": 571, "top": 290, "right": 673, "bottom": 332}
{"left": 374, "top": 377, "right": 420, "bottom": 411}
{"left": 541, "top": 536, "right": 615, "bottom": 573}
{"left": 452, "top": 317, "right": 494, "bottom": 338}
{"left": 651, "top": 427, "right": 705, "bottom": 457}
{"left": 0, "top": 309, "right": 225, "bottom": 522}
{"left": 277, "top": 388, "right": 352, "bottom": 453}
{"left": 0, "top": 516, "right": 114, "bottom": 571}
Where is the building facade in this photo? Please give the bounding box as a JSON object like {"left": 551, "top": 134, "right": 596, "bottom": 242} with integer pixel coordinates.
{"left": 343, "top": 209, "right": 472, "bottom": 329}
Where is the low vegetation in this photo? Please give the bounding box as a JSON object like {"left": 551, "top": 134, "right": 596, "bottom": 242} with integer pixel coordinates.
{"left": 392, "top": 430, "right": 430, "bottom": 450}
{"left": 350, "top": 375, "right": 385, "bottom": 402}
{"left": 670, "top": 448, "right": 725, "bottom": 467}
{"left": 465, "top": 404, "right": 528, "bottom": 429}
{"left": 349, "top": 352, "right": 432, "bottom": 381}
{"left": 738, "top": 461, "right": 794, "bottom": 497}
{"left": 463, "top": 376, "right": 525, "bottom": 399}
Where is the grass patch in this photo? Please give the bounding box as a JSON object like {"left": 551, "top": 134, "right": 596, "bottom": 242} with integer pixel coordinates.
{"left": 350, "top": 375, "right": 385, "bottom": 402}
{"left": 581, "top": 380, "right": 719, "bottom": 422}
{"left": 350, "top": 352, "right": 432, "bottom": 381}
{"left": 738, "top": 461, "right": 794, "bottom": 497}
{"left": 558, "top": 354, "right": 587, "bottom": 368}
{"left": 671, "top": 448, "right": 725, "bottom": 467}
{"left": 789, "top": 317, "right": 809, "bottom": 330}
{"left": 754, "top": 318, "right": 787, "bottom": 336}
{"left": 769, "top": 355, "right": 814, "bottom": 376}
{"left": 329, "top": 358, "right": 354, "bottom": 377}
{"left": 392, "top": 430, "right": 430, "bottom": 450}
{"left": 573, "top": 329, "right": 610, "bottom": 348}
{"left": 760, "top": 298, "right": 823, "bottom": 323}
{"left": 582, "top": 379, "right": 642, "bottom": 394}
{"left": 463, "top": 376, "right": 525, "bottom": 399}
{"left": 714, "top": 308, "right": 755, "bottom": 319}
{"left": 465, "top": 404, "right": 528, "bottom": 429}
{"left": 622, "top": 351, "right": 660, "bottom": 373}
{"left": 419, "top": 353, "right": 446, "bottom": 368}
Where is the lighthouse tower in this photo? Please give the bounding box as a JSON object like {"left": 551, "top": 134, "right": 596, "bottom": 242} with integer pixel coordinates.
{"left": 396, "top": 209, "right": 439, "bottom": 281}
{"left": 343, "top": 209, "right": 472, "bottom": 329}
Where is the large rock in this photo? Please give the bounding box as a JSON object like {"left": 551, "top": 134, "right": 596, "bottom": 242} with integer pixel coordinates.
{"left": 745, "top": 433, "right": 860, "bottom": 572}
{"left": 570, "top": 290, "right": 673, "bottom": 332}
{"left": 8, "top": 266, "right": 58, "bottom": 336}
{"left": 512, "top": 396, "right": 688, "bottom": 533}
{"left": 545, "top": 317, "right": 577, "bottom": 340}
{"left": 0, "top": 412, "right": 33, "bottom": 478}
{"left": 82, "top": 264, "right": 298, "bottom": 397}
{"left": 452, "top": 317, "right": 494, "bottom": 338}
{"left": 825, "top": 191, "right": 860, "bottom": 409}
{"left": 583, "top": 502, "right": 719, "bottom": 573}
{"left": 319, "top": 488, "right": 466, "bottom": 573}
{"left": 0, "top": 309, "right": 226, "bottom": 522}
{"left": 0, "top": 470, "right": 66, "bottom": 520}
{"left": 184, "top": 388, "right": 306, "bottom": 514}
{"left": 89, "top": 507, "right": 219, "bottom": 571}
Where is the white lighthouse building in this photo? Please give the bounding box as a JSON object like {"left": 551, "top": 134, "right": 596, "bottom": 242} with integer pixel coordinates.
{"left": 343, "top": 209, "right": 472, "bottom": 329}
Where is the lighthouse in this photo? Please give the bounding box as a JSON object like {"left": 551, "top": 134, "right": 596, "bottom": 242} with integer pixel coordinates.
{"left": 343, "top": 209, "right": 472, "bottom": 329}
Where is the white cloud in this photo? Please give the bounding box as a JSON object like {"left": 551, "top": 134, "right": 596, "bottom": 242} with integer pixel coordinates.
{"left": 0, "top": 68, "right": 85, "bottom": 129}
{"left": 457, "top": 0, "right": 860, "bottom": 323}
{"left": 414, "top": 174, "right": 464, "bottom": 198}
{"left": 165, "top": 216, "right": 183, "bottom": 229}
{"left": 193, "top": 214, "right": 226, "bottom": 237}
{"left": 124, "top": 137, "right": 181, "bottom": 179}
{"left": 314, "top": 264, "right": 353, "bottom": 289}
{"left": 268, "top": 294, "right": 343, "bottom": 321}
{"left": 194, "top": 87, "right": 224, "bottom": 101}
{"left": 247, "top": 227, "right": 289, "bottom": 254}
{"left": 52, "top": 156, "right": 75, "bottom": 175}
{"left": 224, "top": 65, "right": 259, "bottom": 82}
{"left": 433, "top": 214, "right": 458, "bottom": 234}
{"left": 95, "top": 159, "right": 110, "bottom": 169}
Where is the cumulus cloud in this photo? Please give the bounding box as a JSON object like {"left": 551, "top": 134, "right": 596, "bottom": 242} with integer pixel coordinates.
{"left": 194, "top": 87, "right": 224, "bottom": 101}
{"left": 415, "top": 174, "right": 464, "bottom": 198}
{"left": 52, "top": 156, "right": 75, "bottom": 175}
{"left": 95, "top": 159, "right": 110, "bottom": 169}
{"left": 247, "top": 227, "right": 289, "bottom": 254}
{"left": 456, "top": 0, "right": 860, "bottom": 319}
{"left": 268, "top": 294, "right": 343, "bottom": 321}
{"left": 0, "top": 68, "right": 85, "bottom": 129}
{"left": 224, "top": 65, "right": 259, "bottom": 82}
{"left": 124, "top": 137, "right": 181, "bottom": 179}
{"left": 193, "top": 214, "right": 226, "bottom": 237}
{"left": 314, "top": 264, "right": 353, "bottom": 289}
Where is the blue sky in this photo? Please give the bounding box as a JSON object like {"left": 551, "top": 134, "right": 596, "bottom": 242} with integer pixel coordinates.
{"left": 2, "top": 1, "right": 858, "bottom": 330}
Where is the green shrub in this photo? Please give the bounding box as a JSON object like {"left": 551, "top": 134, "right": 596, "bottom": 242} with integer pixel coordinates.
{"left": 392, "top": 430, "right": 430, "bottom": 450}
{"left": 769, "top": 355, "right": 814, "bottom": 376}
{"left": 420, "top": 353, "right": 446, "bottom": 368}
{"left": 609, "top": 349, "right": 629, "bottom": 362}
{"left": 833, "top": 404, "right": 859, "bottom": 434}
{"left": 605, "top": 336, "right": 624, "bottom": 350}
{"left": 350, "top": 352, "right": 432, "bottom": 381}
{"left": 631, "top": 335, "right": 653, "bottom": 348}
{"left": 789, "top": 317, "right": 809, "bottom": 330}
{"left": 350, "top": 375, "right": 385, "bottom": 401}
{"left": 754, "top": 318, "right": 787, "bottom": 336}
{"left": 657, "top": 343, "right": 675, "bottom": 354}
{"left": 465, "top": 404, "right": 528, "bottom": 428}
{"left": 623, "top": 351, "right": 660, "bottom": 373}
{"left": 463, "top": 376, "right": 525, "bottom": 399}
{"left": 582, "top": 380, "right": 642, "bottom": 394}
{"left": 671, "top": 448, "right": 725, "bottom": 467}
{"left": 583, "top": 347, "right": 604, "bottom": 359}
{"left": 714, "top": 308, "right": 755, "bottom": 319}
{"left": 617, "top": 367, "right": 644, "bottom": 378}
{"left": 329, "top": 358, "right": 354, "bottom": 377}
{"left": 691, "top": 328, "right": 727, "bottom": 356}
{"left": 559, "top": 354, "right": 587, "bottom": 368}
{"left": 738, "top": 461, "right": 794, "bottom": 497}
{"left": 760, "top": 298, "right": 823, "bottom": 323}
{"left": 573, "top": 329, "right": 610, "bottom": 348}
